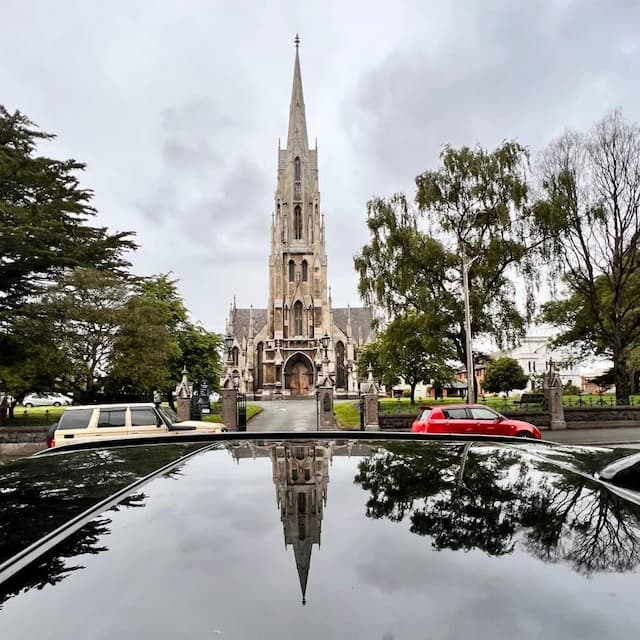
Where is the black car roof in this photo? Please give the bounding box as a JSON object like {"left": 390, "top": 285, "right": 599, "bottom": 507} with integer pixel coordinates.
{"left": 2, "top": 435, "right": 640, "bottom": 638}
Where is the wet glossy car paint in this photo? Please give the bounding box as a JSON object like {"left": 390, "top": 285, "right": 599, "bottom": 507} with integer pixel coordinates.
{"left": 1, "top": 435, "right": 639, "bottom": 639}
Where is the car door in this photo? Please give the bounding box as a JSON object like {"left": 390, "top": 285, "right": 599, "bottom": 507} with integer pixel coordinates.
{"left": 94, "top": 406, "right": 129, "bottom": 440}
{"left": 469, "top": 406, "right": 502, "bottom": 435}
{"left": 441, "top": 408, "right": 470, "bottom": 433}
{"left": 129, "top": 406, "right": 168, "bottom": 437}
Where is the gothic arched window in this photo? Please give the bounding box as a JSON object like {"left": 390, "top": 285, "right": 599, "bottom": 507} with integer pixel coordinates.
{"left": 232, "top": 346, "right": 239, "bottom": 366}
{"left": 294, "top": 157, "right": 301, "bottom": 181}
{"left": 294, "top": 205, "right": 302, "bottom": 240}
{"left": 256, "top": 342, "right": 264, "bottom": 390}
{"left": 336, "top": 341, "right": 346, "bottom": 389}
{"left": 288, "top": 260, "right": 295, "bottom": 282}
{"left": 294, "top": 300, "right": 303, "bottom": 336}
{"left": 302, "top": 260, "right": 308, "bottom": 281}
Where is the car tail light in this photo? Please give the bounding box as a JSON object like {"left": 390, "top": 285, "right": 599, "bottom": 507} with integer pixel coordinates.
{"left": 47, "top": 436, "right": 55, "bottom": 448}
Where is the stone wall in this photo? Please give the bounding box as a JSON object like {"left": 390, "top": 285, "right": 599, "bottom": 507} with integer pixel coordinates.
{"left": 0, "top": 426, "right": 48, "bottom": 458}
{"left": 380, "top": 407, "right": 640, "bottom": 431}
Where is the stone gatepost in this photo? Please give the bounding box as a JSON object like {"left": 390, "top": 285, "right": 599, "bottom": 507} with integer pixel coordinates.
{"left": 221, "top": 388, "right": 238, "bottom": 431}
{"left": 364, "top": 366, "right": 380, "bottom": 431}
{"left": 544, "top": 360, "right": 567, "bottom": 430}
{"left": 175, "top": 366, "right": 192, "bottom": 423}
{"left": 318, "top": 385, "right": 335, "bottom": 428}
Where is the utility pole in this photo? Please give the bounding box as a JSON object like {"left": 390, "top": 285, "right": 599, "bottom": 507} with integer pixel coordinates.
{"left": 461, "top": 252, "right": 478, "bottom": 404}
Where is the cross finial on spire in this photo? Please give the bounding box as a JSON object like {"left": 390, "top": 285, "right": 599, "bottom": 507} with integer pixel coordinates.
{"left": 294, "top": 33, "right": 300, "bottom": 49}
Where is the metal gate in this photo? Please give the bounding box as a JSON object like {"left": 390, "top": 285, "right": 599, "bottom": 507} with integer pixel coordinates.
{"left": 237, "top": 392, "right": 247, "bottom": 431}
{"left": 359, "top": 393, "right": 365, "bottom": 431}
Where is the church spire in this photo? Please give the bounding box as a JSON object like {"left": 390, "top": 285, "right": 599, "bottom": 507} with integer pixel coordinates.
{"left": 287, "top": 34, "right": 309, "bottom": 151}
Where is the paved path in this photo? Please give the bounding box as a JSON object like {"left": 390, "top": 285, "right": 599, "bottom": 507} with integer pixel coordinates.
{"left": 248, "top": 400, "right": 320, "bottom": 432}
{"left": 542, "top": 426, "right": 640, "bottom": 447}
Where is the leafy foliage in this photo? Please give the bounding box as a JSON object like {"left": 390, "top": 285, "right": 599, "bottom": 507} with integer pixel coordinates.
{"left": 535, "top": 110, "right": 640, "bottom": 400}
{"left": 355, "top": 142, "right": 540, "bottom": 370}
{"left": 483, "top": 357, "right": 529, "bottom": 396}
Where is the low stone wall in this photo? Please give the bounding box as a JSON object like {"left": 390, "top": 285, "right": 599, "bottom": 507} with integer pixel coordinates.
{"left": 380, "top": 407, "right": 640, "bottom": 431}
{"left": 379, "top": 414, "right": 413, "bottom": 430}
{"left": 0, "top": 426, "right": 48, "bottom": 458}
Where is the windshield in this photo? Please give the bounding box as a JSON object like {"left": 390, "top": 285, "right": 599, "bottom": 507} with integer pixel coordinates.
{"left": 157, "top": 406, "right": 177, "bottom": 425}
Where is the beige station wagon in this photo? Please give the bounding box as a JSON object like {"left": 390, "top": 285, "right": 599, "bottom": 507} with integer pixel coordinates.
{"left": 47, "top": 403, "right": 226, "bottom": 448}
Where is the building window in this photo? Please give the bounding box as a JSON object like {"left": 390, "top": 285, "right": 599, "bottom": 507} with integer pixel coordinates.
{"left": 288, "top": 260, "right": 295, "bottom": 282}
{"left": 336, "top": 341, "right": 345, "bottom": 389}
{"left": 294, "top": 205, "right": 302, "bottom": 239}
{"left": 256, "top": 342, "right": 264, "bottom": 390}
{"left": 232, "top": 346, "right": 239, "bottom": 366}
{"left": 302, "top": 260, "right": 308, "bottom": 281}
{"left": 294, "top": 301, "right": 303, "bottom": 336}
{"left": 294, "top": 157, "right": 301, "bottom": 181}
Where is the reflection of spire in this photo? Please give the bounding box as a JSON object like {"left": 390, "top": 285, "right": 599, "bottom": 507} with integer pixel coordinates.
{"left": 294, "top": 534, "right": 312, "bottom": 605}
{"left": 270, "top": 442, "right": 331, "bottom": 605}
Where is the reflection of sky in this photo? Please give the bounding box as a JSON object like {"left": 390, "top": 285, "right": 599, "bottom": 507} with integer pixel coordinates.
{"left": 1, "top": 449, "right": 639, "bottom": 639}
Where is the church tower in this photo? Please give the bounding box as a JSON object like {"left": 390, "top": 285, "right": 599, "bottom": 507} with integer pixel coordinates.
{"left": 265, "top": 35, "right": 329, "bottom": 395}
{"left": 225, "top": 38, "right": 375, "bottom": 398}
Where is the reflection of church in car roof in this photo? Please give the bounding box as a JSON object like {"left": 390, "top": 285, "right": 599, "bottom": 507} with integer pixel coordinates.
{"left": 225, "top": 38, "right": 375, "bottom": 398}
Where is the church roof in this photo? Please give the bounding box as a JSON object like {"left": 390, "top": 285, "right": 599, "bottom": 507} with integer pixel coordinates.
{"left": 230, "top": 307, "right": 268, "bottom": 343}
{"left": 333, "top": 307, "right": 376, "bottom": 344}
{"left": 230, "top": 306, "right": 375, "bottom": 346}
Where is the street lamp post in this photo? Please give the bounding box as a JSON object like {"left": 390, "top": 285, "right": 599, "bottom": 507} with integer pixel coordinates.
{"left": 224, "top": 333, "right": 234, "bottom": 387}
{"left": 461, "top": 253, "right": 479, "bottom": 405}
{"left": 320, "top": 332, "right": 330, "bottom": 378}
{"left": 232, "top": 370, "right": 240, "bottom": 390}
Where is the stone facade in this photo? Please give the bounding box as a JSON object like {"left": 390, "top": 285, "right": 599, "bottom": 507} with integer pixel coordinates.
{"left": 225, "top": 41, "right": 375, "bottom": 398}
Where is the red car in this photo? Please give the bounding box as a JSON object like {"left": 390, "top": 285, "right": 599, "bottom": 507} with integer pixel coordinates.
{"left": 411, "top": 404, "right": 542, "bottom": 439}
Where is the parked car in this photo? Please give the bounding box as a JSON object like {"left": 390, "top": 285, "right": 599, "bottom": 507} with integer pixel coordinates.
{"left": 1, "top": 433, "right": 639, "bottom": 637}
{"left": 46, "top": 402, "right": 226, "bottom": 448}
{"left": 411, "top": 403, "right": 542, "bottom": 438}
{"left": 22, "top": 392, "right": 73, "bottom": 408}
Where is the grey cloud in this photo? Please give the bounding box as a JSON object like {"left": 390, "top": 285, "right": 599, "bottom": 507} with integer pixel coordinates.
{"left": 343, "top": 0, "right": 640, "bottom": 193}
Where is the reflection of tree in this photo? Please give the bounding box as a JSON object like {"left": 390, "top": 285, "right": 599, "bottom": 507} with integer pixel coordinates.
{"left": 355, "top": 442, "right": 640, "bottom": 575}
{"left": 0, "top": 492, "right": 147, "bottom": 608}
{"left": 0, "top": 442, "right": 203, "bottom": 566}
{"left": 521, "top": 473, "right": 640, "bottom": 575}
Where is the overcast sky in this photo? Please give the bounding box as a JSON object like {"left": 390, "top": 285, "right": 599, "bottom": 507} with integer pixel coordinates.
{"left": 1, "top": 0, "right": 639, "bottom": 334}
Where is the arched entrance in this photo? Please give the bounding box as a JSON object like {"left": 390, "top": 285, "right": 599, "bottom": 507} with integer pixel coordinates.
{"left": 284, "top": 352, "right": 315, "bottom": 397}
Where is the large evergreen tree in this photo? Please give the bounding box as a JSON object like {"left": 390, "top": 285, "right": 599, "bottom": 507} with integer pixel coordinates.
{"left": 0, "top": 106, "right": 136, "bottom": 322}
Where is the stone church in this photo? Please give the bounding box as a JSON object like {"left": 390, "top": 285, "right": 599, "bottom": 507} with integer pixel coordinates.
{"left": 224, "top": 39, "right": 375, "bottom": 398}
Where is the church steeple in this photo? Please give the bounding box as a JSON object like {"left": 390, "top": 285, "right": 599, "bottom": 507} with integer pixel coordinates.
{"left": 287, "top": 34, "right": 309, "bottom": 152}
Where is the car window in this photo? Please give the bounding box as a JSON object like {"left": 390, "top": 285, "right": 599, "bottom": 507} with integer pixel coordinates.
{"left": 57, "top": 409, "right": 94, "bottom": 430}
{"left": 97, "top": 408, "right": 126, "bottom": 428}
{"left": 470, "top": 407, "right": 499, "bottom": 420}
{"left": 418, "top": 408, "right": 432, "bottom": 421}
{"left": 442, "top": 408, "right": 469, "bottom": 419}
{"left": 131, "top": 408, "right": 160, "bottom": 427}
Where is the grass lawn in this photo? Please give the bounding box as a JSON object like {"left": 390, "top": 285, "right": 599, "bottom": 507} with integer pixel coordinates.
{"left": 5, "top": 405, "right": 65, "bottom": 427}
{"left": 200, "top": 404, "right": 262, "bottom": 424}
{"left": 334, "top": 401, "right": 361, "bottom": 429}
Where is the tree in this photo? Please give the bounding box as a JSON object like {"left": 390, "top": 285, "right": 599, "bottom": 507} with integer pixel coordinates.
{"left": 40, "top": 267, "right": 129, "bottom": 400}
{"left": 108, "top": 275, "right": 223, "bottom": 401}
{"left": 378, "top": 314, "right": 456, "bottom": 404}
{"left": 176, "top": 324, "right": 223, "bottom": 392}
{"left": 482, "top": 357, "right": 528, "bottom": 396}
{"left": 534, "top": 110, "right": 640, "bottom": 401}
{"left": 108, "top": 275, "right": 186, "bottom": 395}
{"left": 355, "top": 142, "right": 540, "bottom": 376}
{"left": 0, "top": 106, "right": 136, "bottom": 324}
